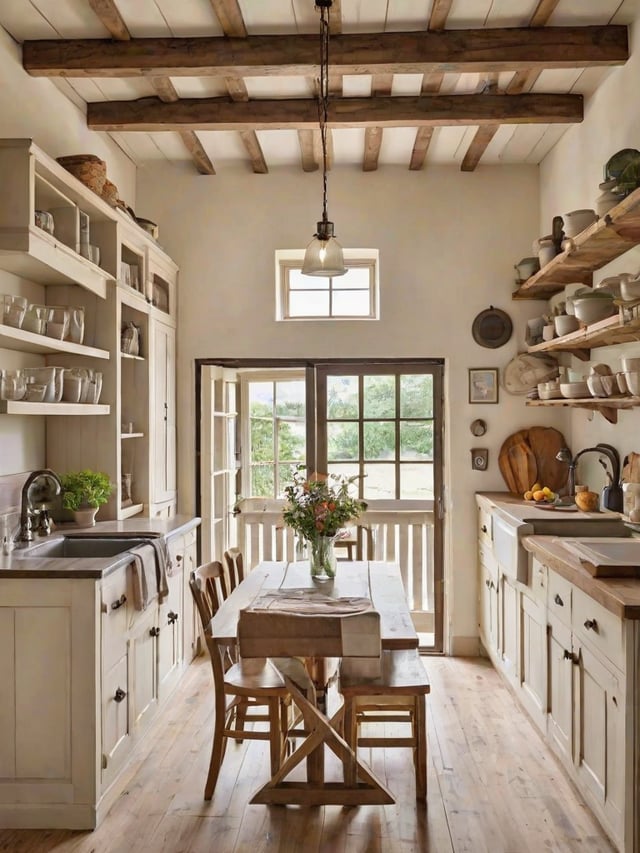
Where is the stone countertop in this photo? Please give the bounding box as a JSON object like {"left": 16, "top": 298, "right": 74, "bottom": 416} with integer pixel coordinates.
{"left": 523, "top": 535, "right": 640, "bottom": 620}
{"left": 476, "top": 491, "right": 622, "bottom": 526}
{"left": 0, "top": 515, "right": 200, "bottom": 579}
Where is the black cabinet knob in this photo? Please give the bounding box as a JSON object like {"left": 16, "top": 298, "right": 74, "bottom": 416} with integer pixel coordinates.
{"left": 584, "top": 618, "right": 598, "bottom": 632}
{"left": 150, "top": 626, "right": 160, "bottom": 637}
{"left": 481, "top": 525, "right": 488, "bottom": 533}
{"left": 111, "top": 594, "right": 127, "bottom": 610}
{"left": 168, "top": 610, "right": 178, "bottom": 625}
{"left": 114, "top": 687, "right": 126, "bottom": 703}
{"left": 554, "top": 594, "right": 564, "bottom": 607}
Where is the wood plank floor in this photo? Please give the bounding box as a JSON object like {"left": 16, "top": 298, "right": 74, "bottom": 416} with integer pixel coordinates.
{"left": 0, "top": 656, "right": 615, "bottom": 853}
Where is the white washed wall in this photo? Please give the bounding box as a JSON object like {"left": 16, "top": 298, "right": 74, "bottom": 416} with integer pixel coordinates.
{"left": 138, "top": 161, "right": 561, "bottom": 651}
{"left": 539, "top": 11, "right": 640, "bottom": 492}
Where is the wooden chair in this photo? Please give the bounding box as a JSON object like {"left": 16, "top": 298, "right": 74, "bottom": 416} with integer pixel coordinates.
{"left": 237, "top": 607, "right": 394, "bottom": 806}
{"left": 223, "top": 547, "right": 245, "bottom": 592}
{"left": 189, "top": 563, "right": 290, "bottom": 800}
{"left": 339, "top": 648, "right": 431, "bottom": 800}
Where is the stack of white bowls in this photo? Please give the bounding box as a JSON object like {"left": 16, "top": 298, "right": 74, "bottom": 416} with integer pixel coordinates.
{"left": 622, "top": 357, "right": 640, "bottom": 396}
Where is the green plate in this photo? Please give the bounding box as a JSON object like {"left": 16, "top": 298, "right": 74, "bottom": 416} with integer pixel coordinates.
{"left": 605, "top": 148, "right": 640, "bottom": 181}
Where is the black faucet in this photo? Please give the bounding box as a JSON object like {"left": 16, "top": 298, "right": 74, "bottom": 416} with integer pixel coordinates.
{"left": 555, "top": 444, "right": 623, "bottom": 512}
{"left": 18, "top": 469, "right": 62, "bottom": 543}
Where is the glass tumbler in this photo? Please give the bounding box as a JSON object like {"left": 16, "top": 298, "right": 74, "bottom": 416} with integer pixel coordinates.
{"left": 2, "top": 295, "right": 28, "bottom": 328}
{"left": 67, "top": 307, "right": 85, "bottom": 344}
{"left": 0, "top": 369, "right": 27, "bottom": 401}
{"left": 45, "top": 306, "right": 69, "bottom": 340}
{"left": 22, "top": 304, "right": 48, "bottom": 335}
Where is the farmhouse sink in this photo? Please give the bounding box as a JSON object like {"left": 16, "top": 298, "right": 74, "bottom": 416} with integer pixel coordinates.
{"left": 14, "top": 535, "right": 152, "bottom": 559}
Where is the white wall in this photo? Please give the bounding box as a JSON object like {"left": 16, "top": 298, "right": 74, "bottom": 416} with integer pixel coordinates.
{"left": 0, "top": 24, "right": 135, "bottom": 485}
{"left": 138, "top": 161, "right": 555, "bottom": 651}
{"left": 540, "top": 10, "right": 640, "bottom": 493}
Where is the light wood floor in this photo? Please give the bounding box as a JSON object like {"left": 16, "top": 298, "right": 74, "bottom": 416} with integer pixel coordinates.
{"left": 0, "top": 656, "right": 615, "bottom": 853}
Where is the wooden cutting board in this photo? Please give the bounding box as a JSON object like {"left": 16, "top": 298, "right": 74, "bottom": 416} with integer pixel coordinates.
{"left": 498, "top": 427, "right": 569, "bottom": 495}
{"left": 622, "top": 451, "right": 640, "bottom": 484}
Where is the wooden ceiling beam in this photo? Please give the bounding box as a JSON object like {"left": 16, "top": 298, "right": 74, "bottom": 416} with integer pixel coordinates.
{"left": 87, "top": 92, "right": 583, "bottom": 131}
{"left": 428, "top": 0, "right": 453, "bottom": 32}
{"left": 208, "top": 0, "right": 247, "bottom": 37}
{"left": 364, "top": 74, "right": 393, "bottom": 172}
{"left": 459, "top": 0, "right": 561, "bottom": 172}
{"left": 23, "top": 26, "right": 627, "bottom": 78}
{"left": 88, "top": 0, "right": 214, "bottom": 175}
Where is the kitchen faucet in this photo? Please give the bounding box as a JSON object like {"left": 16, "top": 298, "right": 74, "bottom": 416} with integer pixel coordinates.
{"left": 555, "top": 444, "right": 623, "bottom": 512}
{"left": 17, "top": 469, "right": 62, "bottom": 543}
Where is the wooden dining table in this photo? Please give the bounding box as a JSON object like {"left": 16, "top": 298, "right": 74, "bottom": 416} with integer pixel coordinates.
{"left": 210, "top": 559, "right": 419, "bottom": 806}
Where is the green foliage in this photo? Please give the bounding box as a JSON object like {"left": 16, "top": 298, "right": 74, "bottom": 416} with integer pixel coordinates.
{"left": 282, "top": 466, "right": 367, "bottom": 539}
{"left": 60, "top": 469, "right": 114, "bottom": 511}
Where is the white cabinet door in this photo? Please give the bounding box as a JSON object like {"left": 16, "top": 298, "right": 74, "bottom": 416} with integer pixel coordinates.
{"left": 479, "top": 560, "right": 498, "bottom": 657}
{"left": 499, "top": 573, "right": 518, "bottom": 686}
{"left": 519, "top": 590, "right": 547, "bottom": 733}
{"left": 576, "top": 642, "right": 626, "bottom": 845}
{"left": 101, "top": 654, "right": 130, "bottom": 790}
{"left": 151, "top": 319, "right": 176, "bottom": 506}
{"left": 129, "top": 606, "right": 159, "bottom": 736}
{"left": 158, "top": 568, "right": 182, "bottom": 701}
{"left": 547, "top": 615, "right": 574, "bottom": 769}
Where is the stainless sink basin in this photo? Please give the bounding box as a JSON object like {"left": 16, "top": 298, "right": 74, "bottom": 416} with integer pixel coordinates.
{"left": 15, "top": 536, "right": 152, "bottom": 559}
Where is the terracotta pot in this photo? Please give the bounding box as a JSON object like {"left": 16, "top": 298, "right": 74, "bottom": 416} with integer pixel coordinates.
{"left": 575, "top": 491, "right": 599, "bottom": 512}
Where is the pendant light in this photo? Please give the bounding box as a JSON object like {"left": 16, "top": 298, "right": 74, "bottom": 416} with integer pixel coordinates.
{"left": 302, "top": 0, "right": 347, "bottom": 277}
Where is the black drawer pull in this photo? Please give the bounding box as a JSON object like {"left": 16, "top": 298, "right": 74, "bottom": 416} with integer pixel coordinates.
{"left": 167, "top": 610, "right": 179, "bottom": 625}
{"left": 150, "top": 626, "right": 160, "bottom": 637}
{"left": 111, "top": 594, "right": 127, "bottom": 610}
{"left": 584, "top": 618, "right": 598, "bottom": 632}
{"left": 481, "top": 525, "right": 488, "bottom": 534}
{"left": 114, "top": 687, "right": 127, "bottom": 703}
{"left": 554, "top": 594, "right": 564, "bottom": 607}
{"left": 485, "top": 579, "right": 491, "bottom": 588}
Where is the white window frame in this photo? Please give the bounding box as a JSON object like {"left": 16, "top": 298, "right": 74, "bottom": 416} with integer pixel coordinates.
{"left": 275, "top": 248, "right": 380, "bottom": 321}
{"left": 240, "top": 369, "right": 307, "bottom": 499}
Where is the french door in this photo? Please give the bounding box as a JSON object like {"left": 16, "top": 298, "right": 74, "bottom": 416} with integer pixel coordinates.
{"left": 198, "top": 359, "right": 444, "bottom": 652}
{"left": 315, "top": 363, "right": 444, "bottom": 651}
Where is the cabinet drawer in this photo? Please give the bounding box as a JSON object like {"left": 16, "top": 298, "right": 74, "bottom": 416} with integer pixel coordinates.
{"left": 102, "top": 565, "right": 129, "bottom": 670}
{"left": 547, "top": 570, "right": 572, "bottom": 627}
{"left": 527, "top": 557, "right": 547, "bottom": 602}
{"left": 572, "top": 587, "right": 625, "bottom": 672}
{"left": 478, "top": 505, "right": 493, "bottom": 547}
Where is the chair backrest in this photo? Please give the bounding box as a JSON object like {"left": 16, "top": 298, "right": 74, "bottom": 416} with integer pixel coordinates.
{"left": 189, "top": 560, "right": 228, "bottom": 632}
{"left": 237, "top": 609, "right": 381, "bottom": 661}
{"left": 223, "top": 547, "right": 245, "bottom": 592}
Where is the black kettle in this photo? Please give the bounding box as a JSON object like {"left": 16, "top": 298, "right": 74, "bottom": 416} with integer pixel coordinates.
{"left": 596, "top": 443, "right": 624, "bottom": 513}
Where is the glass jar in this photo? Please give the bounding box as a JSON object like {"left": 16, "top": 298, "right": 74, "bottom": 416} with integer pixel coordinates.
{"left": 2, "top": 294, "right": 28, "bottom": 328}
{"left": 45, "top": 306, "right": 69, "bottom": 340}
{"left": 22, "top": 304, "right": 48, "bottom": 335}
{"left": 0, "top": 369, "right": 27, "bottom": 401}
{"left": 67, "top": 307, "right": 85, "bottom": 344}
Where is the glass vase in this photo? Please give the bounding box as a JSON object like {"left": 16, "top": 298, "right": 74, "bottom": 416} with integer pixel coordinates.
{"left": 308, "top": 534, "right": 337, "bottom": 581}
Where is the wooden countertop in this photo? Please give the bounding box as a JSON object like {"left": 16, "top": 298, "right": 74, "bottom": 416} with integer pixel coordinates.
{"left": 523, "top": 535, "right": 640, "bottom": 620}
{"left": 0, "top": 515, "right": 200, "bottom": 579}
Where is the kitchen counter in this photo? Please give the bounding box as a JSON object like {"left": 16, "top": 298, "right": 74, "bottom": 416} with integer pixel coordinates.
{"left": 523, "top": 534, "right": 640, "bottom": 620}
{"left": 476, "top": 491, "right": 622, "bottom": 526}
{"left": 0, "top": 515, "right": 200, "bottom": 578}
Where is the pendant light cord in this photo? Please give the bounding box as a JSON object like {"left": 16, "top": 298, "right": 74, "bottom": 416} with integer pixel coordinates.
{"left": 319, "top": 2, "right": 330, "bottom": 226}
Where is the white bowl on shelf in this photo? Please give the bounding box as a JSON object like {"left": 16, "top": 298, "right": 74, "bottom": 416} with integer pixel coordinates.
{"left": 620, "top": 276, "right": 640, "bottom": 302}
{"left": 570, "top": 294, "right": 616, "bottom": 325}
{"left": 621, "top": 357, "right": 640, "bottom": 372}
{"left": 554, "top": 314, "right": 579, "bottom": 336}
{"left": 560, "top": 381, "right": 590, "bottom": 399}
{"left": 625, "top": 371, "right": 640, "bottom": 396}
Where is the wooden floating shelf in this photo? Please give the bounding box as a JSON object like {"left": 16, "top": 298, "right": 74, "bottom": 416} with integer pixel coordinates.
{"left": 513, "top": 186, "right": 640, "bottom": 300}
{"left": 120, "top": 352, "right": 145, "bottom": 361}
{"left": 0, "top": 323, "right": 110, "bottom": 358}
{"left": 527, "top": 312, "right": 640, "bottom": 359}
{"left": 0, "top": 401, "right": 110, "bottom": 415}
{"left": 526, "top": 396, "right": 640, "bottom": 424}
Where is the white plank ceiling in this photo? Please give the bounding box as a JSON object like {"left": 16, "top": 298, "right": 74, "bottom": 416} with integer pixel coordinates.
{"left": 0, "top": 0, "right": 633, "bottom": 174}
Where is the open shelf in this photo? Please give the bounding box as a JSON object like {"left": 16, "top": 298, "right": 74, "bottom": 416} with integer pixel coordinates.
{"left": 0, "top": 323, "right": 110, "bottom": 358}
{"left": 0, "top": 401, "right": 110, "bottom": 415}
{"left": 119, "top": 502, "right": 144, "bottom": 519}
{"left": 513, "top": 186, "right": 640, "bottom": 300}
{"left": 526, "top": 395, "right": 640, "bottom": 424}
{"left": 526, "top": 311, "right": 640, "bottom": 360}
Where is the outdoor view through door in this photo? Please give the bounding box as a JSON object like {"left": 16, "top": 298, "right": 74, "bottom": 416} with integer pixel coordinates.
{"left": 199, "top": 360, "right": 444, "bottom": 652}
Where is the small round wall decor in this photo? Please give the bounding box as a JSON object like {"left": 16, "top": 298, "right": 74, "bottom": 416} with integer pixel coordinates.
{"left": 472, "top": 306, "right": 513, "bottom": 349}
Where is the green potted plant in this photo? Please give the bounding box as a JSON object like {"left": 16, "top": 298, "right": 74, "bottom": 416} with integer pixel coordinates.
{"left": 60, "top": 469, "right": 114, "bottom": 527}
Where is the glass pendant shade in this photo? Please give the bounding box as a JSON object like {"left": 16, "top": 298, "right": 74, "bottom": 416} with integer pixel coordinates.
{"left": 302, "top": 220, "right": 346, "bottom": 277}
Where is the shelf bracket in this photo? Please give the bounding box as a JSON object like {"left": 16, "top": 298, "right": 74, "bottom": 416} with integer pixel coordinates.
{"left": 570, "top": 348, "right": 591, "bottom": 362}
{"left": 596, "top": 406, "right": 618, "bottom": 425}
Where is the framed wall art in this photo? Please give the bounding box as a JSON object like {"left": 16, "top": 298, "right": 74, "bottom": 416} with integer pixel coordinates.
{"left": 469, "top": 368, "right": 499, "bottom": 404}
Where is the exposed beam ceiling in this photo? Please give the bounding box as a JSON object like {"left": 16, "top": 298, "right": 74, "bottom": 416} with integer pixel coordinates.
{"left": 87, "top": 93, "right": 583, "bottom": 132}
{"left": 23, "top": 27, "right": 627, "bottom": 79}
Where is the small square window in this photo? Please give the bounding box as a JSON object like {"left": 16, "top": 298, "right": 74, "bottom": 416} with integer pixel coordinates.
{"left": 276, "top": 249, "right": 379, "bottom": 320}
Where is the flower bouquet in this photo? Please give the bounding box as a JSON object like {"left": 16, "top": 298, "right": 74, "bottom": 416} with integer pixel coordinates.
{"left": 282, "top": 466, "right": 367, "bottom": 579}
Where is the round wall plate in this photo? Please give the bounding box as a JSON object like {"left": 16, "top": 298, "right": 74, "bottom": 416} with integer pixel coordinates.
{"left": 472, "top": 306, "right": 513, "bottom": 349}
{"left": 470, "top": 419, "right": 487, "bottom": 437}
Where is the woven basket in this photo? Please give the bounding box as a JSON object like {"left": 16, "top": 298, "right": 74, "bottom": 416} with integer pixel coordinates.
{"left": 57, "top": 155, "right": 107, "bottom": 195}
{"left": 101, "top": 179, "right": 118, "bottom": 206}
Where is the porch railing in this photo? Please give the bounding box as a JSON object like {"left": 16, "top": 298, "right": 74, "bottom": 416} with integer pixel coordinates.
{"left": 235, "top": 500, "right": 435, "bottom": 624}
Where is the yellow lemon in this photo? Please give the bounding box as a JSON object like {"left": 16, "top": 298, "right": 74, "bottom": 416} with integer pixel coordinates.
{"left": 533, "top": 489, "right": 546, "bottom": 502}
{"left": 524, "top": 490, "right": 533, "bottom": 501}
{"left": 531, "top": 482, "right": 542, "bottom": 493}
{"left": 542, "top": 486, "right": 553, "bottom": 497}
